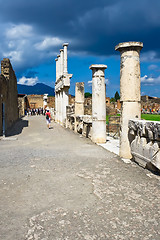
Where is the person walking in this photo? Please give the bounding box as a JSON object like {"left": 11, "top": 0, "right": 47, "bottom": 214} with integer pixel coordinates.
{"left": 45, "top": 109, "right": 51, "bottom": 129}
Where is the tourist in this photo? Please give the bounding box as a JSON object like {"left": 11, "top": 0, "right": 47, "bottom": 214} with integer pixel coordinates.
{"left": 46, "top": 109, "right": 51, "bottom": 129}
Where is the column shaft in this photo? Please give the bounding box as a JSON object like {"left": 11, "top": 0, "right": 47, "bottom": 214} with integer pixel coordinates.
{"left": 60, "top": 49, "right": 64, "bottom": 77}
{"left": 62, "top": 87, "right": 69, "bottom": 126}
{"left": 63, "top": 43, "right": 69, "bottom": 75}
{"left": 115, "top": 41, "right": 143, "bottom": 159}
{"left": 89, "top": 64, "right": 107, "bottom": 143}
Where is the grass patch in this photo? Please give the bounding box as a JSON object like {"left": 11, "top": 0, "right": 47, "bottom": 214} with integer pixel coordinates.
{"left": 106, "top": 114, "right": 160, "bottom": 123}
{"left": 141, "top": 114, "right": 160, "bottom": 121}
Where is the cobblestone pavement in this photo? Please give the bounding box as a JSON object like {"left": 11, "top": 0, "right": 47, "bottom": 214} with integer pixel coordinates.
{"left": 0, "top": 116, "right": 160, "bottom": 240}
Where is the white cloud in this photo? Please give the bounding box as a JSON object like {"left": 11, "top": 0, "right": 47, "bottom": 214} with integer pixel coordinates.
{"left": 18, "top": 76, "right": 38, "bottom": 86}
{"left": 35, "top": 37, "right": 63, "bottom": 50}
{"left": 5, "top": 24, "right": 33, "bottom": 39}
{"left": 141, "top": 51, "right": 160, "bottom": 62}
{"left": 141, "top": 75, "right": 160, "bottom": 85}
{"left": 3, "top": 50, "right": 22, "bottom": 62}
{"left": 148, "top": 64, "right": 158, "bottom": 70}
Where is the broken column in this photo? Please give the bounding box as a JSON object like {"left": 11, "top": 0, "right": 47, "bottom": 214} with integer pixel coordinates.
{"left": 74, "top": 82, "right": 85, "bottom": 132}
{"left": 115, "top": 41, "right": 143, "bottom": 159}
{"left": 89, "top": 64, "right": 107, "bottom": 143}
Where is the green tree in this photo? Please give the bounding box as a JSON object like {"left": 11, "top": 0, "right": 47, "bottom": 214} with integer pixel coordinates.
{"left": 114, "top": 91, "right": 120, "bottom": 102}
{"left": 85, "top": 92, "right": 92, "bottom": 98}
{"left": 110, "top": 97, "right": 116, "bottom": 102}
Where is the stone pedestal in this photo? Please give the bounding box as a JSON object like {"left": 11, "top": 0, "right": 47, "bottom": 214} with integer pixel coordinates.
{"left": 89, "top": 64, "right": 107, "bottom": 143}
{"left": 115, "top": 41, "right": 143, "bottom": 159}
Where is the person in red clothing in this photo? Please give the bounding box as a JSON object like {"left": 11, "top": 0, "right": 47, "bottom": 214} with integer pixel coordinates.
{"left": 45, "top": 109, "right": 51, "bottom": 129}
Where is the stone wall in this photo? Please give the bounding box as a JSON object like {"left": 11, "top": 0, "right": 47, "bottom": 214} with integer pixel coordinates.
{"left": 106, "top": 116, "right": 120, "bottom": 136}
{"left": 18, "top": 94, "right": 29, "bottom": 118}
{"left": 48, "top": 96, "right": 55, "bottom": 108}
{"left": 129, "top": 119, "right": 160, "bottom": 171}
{"left": 27, "top": 95, "right": 43, "bottom": 109}
{"left": 0, "top": 58, "right": 18, "bottom": 135}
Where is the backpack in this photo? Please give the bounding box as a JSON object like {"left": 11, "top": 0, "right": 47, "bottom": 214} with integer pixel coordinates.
{"left": 46, "top": 114, "right": 49, "bottom": 120}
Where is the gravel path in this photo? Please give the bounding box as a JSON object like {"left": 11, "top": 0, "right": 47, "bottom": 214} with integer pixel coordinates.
{"left": 0, "top": 115, "right": 160, "bottom": 240}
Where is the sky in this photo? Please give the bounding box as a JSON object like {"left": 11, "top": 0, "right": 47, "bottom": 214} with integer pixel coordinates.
{"left": 0, "top": 0, "right": 160, "bottom": 97}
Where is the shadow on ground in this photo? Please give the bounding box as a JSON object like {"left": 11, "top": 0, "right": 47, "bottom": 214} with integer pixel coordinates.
{"left": 5, "top": 118, "right": 28, "bottom": 137}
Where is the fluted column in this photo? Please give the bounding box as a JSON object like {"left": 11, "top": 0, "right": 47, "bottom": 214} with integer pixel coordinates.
{"left": 115, "top": 41, "right": 143, "bottom": 159}
{"left": 89, "top": 64, "right": 107, "bottom": 143}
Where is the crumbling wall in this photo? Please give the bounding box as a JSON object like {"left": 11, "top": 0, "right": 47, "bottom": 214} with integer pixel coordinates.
{"left": 0, "top": 58, "right": 18, "bottom": 135}
{"left": 129, "top": 119, "right": 160, "bottom": 171}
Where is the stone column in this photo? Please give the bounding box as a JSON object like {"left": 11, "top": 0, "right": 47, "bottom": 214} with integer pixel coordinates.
{"left": 75, "top": 82, "right": 84, "bottom": 115}
{"left": 58, "top": 91, "right": 60, "bottom": 124}
{"left": 75, "top": 82, "right": 84, "bottom": 132}
{"left": 55, "top": 58, "right": 58, "bottom": 81}
{"left": 89, "top": 64, "right": 107, "bottom": 143}
{"left": 115, "top": 41, "right": 143, "bottom": 159}
{"left": 62, "top": 87, "right": 69, "bottom": 126}
{"left": 63, "top": 43, "right": 69, "bottom": 75}
{"left": 60, "top": 49, "right": 64, "bottom": 77}
{"left": 55, "top": 92, "right": 58, "bottom": 122}
{"left": 43, "top": 94, "right": 48, "bottom": 109}
{"left": 59, "top": 90, "right": 63, "bottom": 125}
{"left": 57, "top": 54, "right": 60, "bottom": 79}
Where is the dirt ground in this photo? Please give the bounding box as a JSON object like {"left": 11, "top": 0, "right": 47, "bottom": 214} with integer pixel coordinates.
{"left": 0, "top": 115, "right": 160, "bottom": 240}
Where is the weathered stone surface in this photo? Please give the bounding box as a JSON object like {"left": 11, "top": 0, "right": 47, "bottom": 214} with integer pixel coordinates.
{"left": 89, "top": 64, "right": 107, "bottom": 143}
{"left": 0, "top": 58, "right": 19, "bottom": 135}
{"left": 129, "top": 119, "right": 160, "bottom": 170}
{"left": 115, "top": 41, "right": 143, "bottom": 159}
{"left": 75, "top": 82, "right": 85, "bottom": 132}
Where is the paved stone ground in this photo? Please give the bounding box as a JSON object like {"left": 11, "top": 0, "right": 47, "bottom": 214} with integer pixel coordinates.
{"left": 0, "top": 115, "right": 160, "bottom": 240}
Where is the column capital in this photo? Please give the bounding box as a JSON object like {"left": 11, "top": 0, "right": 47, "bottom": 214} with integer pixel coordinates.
{"left": 63, "top": 43, "right": 69, "bottom": 47}
{"left": 57, "top": 54, "right": 60, "bottom": 58}
{"left": 55, "top": 58, "right": 58, "bottom": 61}
{"left": 115, "top": 41, "right": 143, "bottom": 52}
{"left": 60, "top": 49, "right": 64, "bottom": 52}
{"left": 89, "top": 64, "right": 107, "bottom": 70}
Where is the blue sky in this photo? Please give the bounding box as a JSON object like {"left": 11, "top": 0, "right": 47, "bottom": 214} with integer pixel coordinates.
{"left": 0, "top": 0, "right": 160, "bottom": 97}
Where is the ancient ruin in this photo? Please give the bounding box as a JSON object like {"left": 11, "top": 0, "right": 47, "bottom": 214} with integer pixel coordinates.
{"left": 129, "top": 119, "right": 160, "bottom": 170}
{"left": 115, "top": 42, "right": 143, "bottom": 159}
{"left": 55, "top": 43, "right": 72, "bottom": 126}
{"left": 90, "top": 64, "right": 107, "bottom": 143}
{"left": 0, "top": 58, "right": 19, "bottom": 135}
